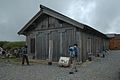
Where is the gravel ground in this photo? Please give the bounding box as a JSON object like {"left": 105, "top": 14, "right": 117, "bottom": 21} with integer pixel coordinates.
{"left": 0, "top": 50, "right": 120, "bottom": 80}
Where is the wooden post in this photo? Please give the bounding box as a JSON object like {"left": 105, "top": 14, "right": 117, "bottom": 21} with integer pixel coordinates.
{"left": 48, "top": 40, "right": 53, "bottom": 65}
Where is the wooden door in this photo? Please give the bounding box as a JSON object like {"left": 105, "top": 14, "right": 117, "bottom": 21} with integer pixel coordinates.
{"left": 36, "top": 32, "right": 49, "bottom": 60}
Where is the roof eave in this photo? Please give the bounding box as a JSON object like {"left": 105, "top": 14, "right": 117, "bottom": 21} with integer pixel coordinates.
{"left": 18, "top": 5, "right": 108, "bottom": 39}
{"left": 18, "top": 10, "right": 43, "bottom": 35}
{"left": 41, "top": 5, "right": 84, "bottom": 29}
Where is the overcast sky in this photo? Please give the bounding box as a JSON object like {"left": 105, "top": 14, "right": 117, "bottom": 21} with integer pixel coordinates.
{"left": 0, "top": 0, "right": 120, "bottom": 41}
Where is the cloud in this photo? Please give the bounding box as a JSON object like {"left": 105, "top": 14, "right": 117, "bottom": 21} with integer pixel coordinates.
{"left": 66, "top": 0, "right": 96, "bottom": 25}
{"left": 90, "top": 0, "right": 120, "bottom": 33}
{"left": 0, "top": 0, "right": 39, "bottom": 41}
{"left": 0, "top": 0, "right": 120, "bottom": 41}
{"left": 109, "top": 17, "right": 120, "bottom": 33}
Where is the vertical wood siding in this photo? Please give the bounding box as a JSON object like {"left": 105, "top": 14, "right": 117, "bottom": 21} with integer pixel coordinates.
{"left": 26, "top": 14, "right": 109, "bottom": 62}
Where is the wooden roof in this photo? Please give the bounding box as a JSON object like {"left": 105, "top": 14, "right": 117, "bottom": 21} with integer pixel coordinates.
{"left": 114, "top": 34, "right": 120, "bottom": 40}
{"left": 18, "top": 5, "right": 109, "bottom": 39}
{"left": 106, "top": 34, "right": 115, "bottom": 38}
{"left": 18, "top": 5, "right": 84, "bottom": 35}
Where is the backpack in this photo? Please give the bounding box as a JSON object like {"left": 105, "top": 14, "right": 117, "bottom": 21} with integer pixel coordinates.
{"left": 69, "top": 46, "right": 75, "bottom": 57}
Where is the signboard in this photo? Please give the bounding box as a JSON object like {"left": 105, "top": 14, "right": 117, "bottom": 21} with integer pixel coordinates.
{"left": 58, "top": 57, "right": 70, "bottom": 67}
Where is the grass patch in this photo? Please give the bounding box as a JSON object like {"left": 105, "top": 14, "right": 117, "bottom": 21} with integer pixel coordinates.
{"left": 0, "top": 58, "right": 57, "bottom": 65}
{"left": 3, "top": 41, "right": 26, "bottom": 49}
{"left": 9, "top": 58, "right": 22, "bottom": 62}
{"left": 0, "top": 58, "right": 22, "bottom": 64}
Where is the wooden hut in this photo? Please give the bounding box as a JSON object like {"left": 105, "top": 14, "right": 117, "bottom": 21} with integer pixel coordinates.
{"left": 106, "top": 34, "right": 120, "bottom": 50}
{"left": 18, "top": 5, "right": 109, "bottom": 62}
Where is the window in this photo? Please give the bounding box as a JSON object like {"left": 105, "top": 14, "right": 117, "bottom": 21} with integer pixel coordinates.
{"left": 30, "top": 38, "right": 35, "bottom": 53}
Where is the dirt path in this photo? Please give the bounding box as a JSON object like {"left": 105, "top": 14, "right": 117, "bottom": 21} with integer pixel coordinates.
{"left": 0, "top": 50, "right": 120, "bottom": 80}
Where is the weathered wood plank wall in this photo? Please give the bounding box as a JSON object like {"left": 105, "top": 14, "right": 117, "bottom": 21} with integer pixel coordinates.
{"left": 25, "top": 14, "right": 109, "bottom": 62}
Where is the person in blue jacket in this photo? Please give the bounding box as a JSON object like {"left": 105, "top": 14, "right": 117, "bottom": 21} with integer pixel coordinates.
{"left": 69, "top": 44, "right": 79, "bottom": 74}
{"left": 21, "top": 46, "right": 29, "bottom": 65}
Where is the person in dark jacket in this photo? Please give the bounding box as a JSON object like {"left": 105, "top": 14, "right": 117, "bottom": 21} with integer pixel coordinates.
{"left": 22, "top": 46, "right": 29, "bottom": 65}
{"left": 69, "top": 44, "right": 79, "bottom": 74}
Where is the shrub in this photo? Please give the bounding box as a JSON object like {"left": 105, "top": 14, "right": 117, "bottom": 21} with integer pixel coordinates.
{"left": 0, "top": 41, "right": 9, "bottom": 47}
{"left": 2, "top": 41, "right": 26, "bottom": 49}
{"left": 119, "top": 72, "right": 120, "bottom": 79}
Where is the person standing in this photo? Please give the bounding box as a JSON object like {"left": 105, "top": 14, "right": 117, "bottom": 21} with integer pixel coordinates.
{"left": 2, "top": 49, "right": 6, "bottom": 58}
{"left": 69, "top": 44, "right": 79, "bottom": 74}
{"left": 0, "top": 47, "right": 3, "bottom": 56}
{"left": 22, "top": 46, "right": 29, "bottom": 65}
{"left": 14, "top": 48, "right": 19, "bottom": 58}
